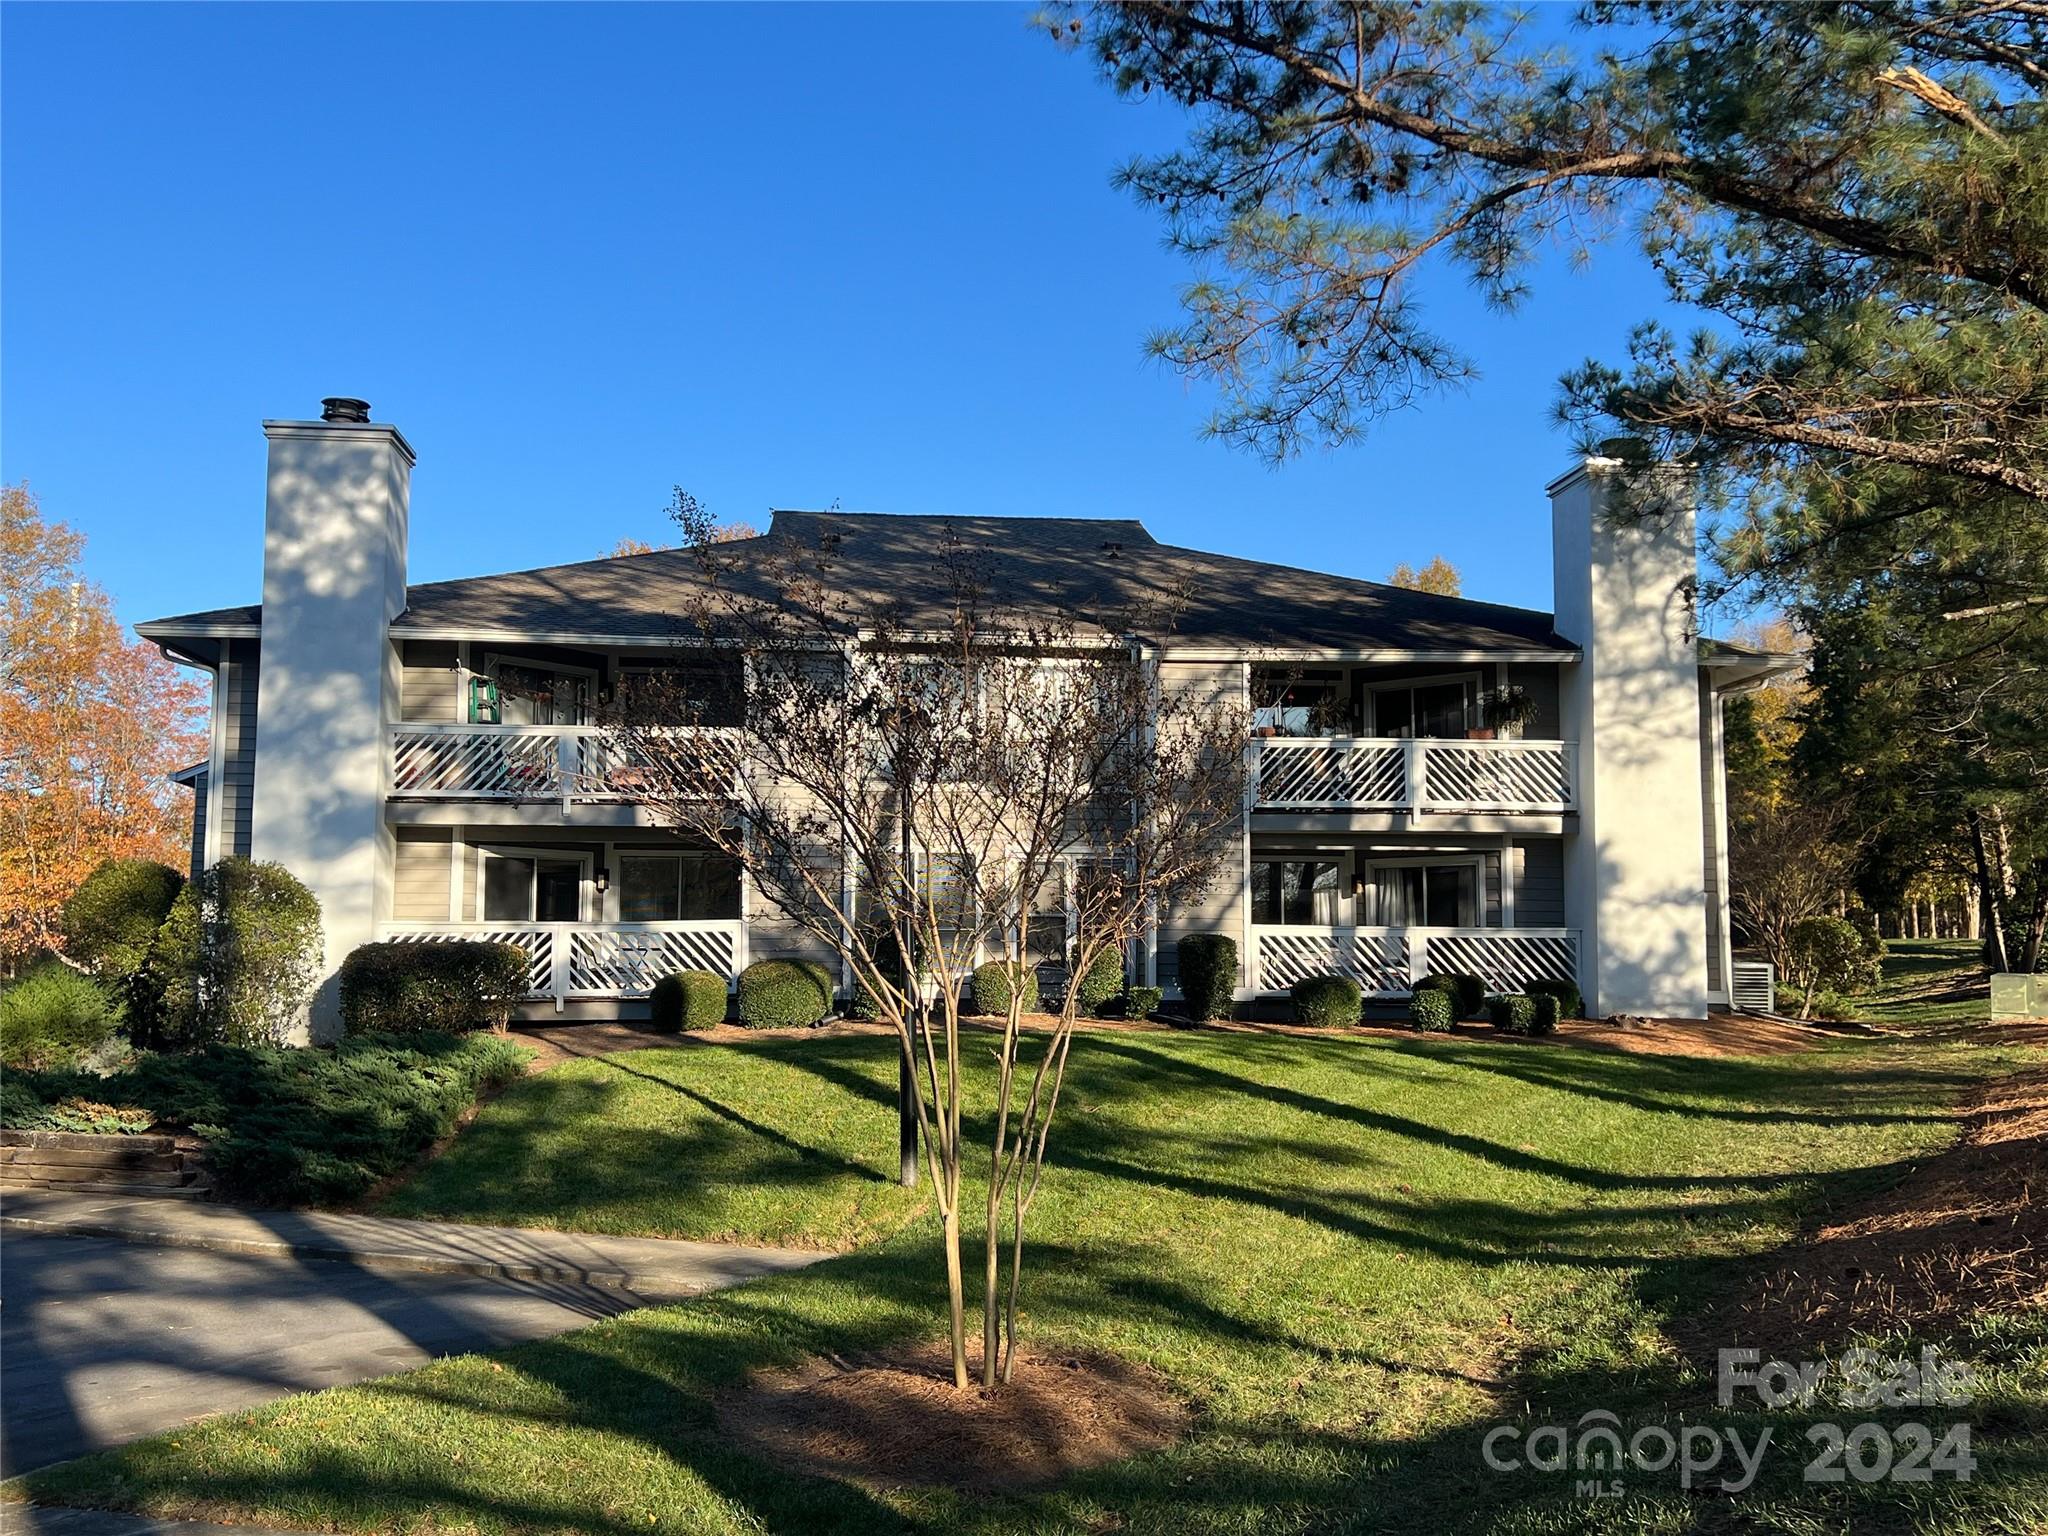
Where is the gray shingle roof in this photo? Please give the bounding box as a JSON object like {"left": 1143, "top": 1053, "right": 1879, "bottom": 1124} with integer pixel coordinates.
{"left": 139, "top": 510, "right": 1574, "bottom": 654}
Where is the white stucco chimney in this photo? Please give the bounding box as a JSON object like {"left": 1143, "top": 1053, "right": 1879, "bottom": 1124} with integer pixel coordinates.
{"left": 249, "top": 398, "right": 414, "bottom": 1041}
{"left": 1549, "top": 456, "right": 1710, "bottom": 1019}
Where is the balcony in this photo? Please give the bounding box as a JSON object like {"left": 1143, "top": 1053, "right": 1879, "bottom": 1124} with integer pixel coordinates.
{"left": 387, "top": 725, "right": 738, "bottom": 805}
{"left": 1250, "top": 924, "right": 1579, "bottom": 997}
{"left": 376, "top": 919, "right": 749, "bottom": 1005}
{"left": 1250, "top": 736, "right": 1577, "bottom": 814}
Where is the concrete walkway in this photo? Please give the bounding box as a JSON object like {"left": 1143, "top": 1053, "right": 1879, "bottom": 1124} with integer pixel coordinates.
{"left": 0, "top": 1190, "right": 823, "bottom": 1299}
{"left": 3, "top": 1507, "right": 311, "bottom": 1536}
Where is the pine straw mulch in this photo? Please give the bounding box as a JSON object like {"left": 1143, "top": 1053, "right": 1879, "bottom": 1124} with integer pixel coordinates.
{"left": 713, "top": 1343, "right": 1190, "bottom": 1494}
{"left": 1684, "top": 1066, "right": 2048, "bottom": 1360}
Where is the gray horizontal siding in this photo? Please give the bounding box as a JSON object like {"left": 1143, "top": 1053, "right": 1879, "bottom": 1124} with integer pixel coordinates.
{"left": 393, "top": 829, "right": 454, "bottom": 921}
{"left": 401, "top": 640, "right": 460, "bottom": 724}
{"left": 1515, "top": 840, "right": 1565, "bottom": 926}
{"left": 219, "top": 641, "right": 259, "bottom": 859}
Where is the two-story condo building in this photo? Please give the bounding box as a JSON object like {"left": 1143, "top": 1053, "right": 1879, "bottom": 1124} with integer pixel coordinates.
{"left": 139, "top": 400, "right": 1793, "bottom": 1037}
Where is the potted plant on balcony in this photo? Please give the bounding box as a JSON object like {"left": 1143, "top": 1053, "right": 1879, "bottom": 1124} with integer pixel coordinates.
{"left": 1475, "top": 686, "right": 1538, "bottom": 741}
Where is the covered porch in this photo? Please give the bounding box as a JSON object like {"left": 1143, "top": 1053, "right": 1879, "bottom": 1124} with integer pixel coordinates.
{"left": 1244, "top": 831, "right": 1575, "bottom": 997}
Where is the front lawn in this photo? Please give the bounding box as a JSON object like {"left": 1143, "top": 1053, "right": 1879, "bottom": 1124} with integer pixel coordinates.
{"left": 1860, "top": 939, "right": 1992, "bottom": 1027}
{"left": 12, "top": 1028, "right": 2046, "bottom": 1533}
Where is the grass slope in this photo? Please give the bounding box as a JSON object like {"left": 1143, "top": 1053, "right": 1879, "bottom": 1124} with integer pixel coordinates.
{"left": 1860, "top": 940, "right": 1992, "bottom": 1028}
{"left": 13, "top": 1029, "right": 2046, "bottom": 1534}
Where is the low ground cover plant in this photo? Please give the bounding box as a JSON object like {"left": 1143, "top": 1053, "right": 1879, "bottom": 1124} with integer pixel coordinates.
{"left": 1, "top": 1031, "right": 529, "bottom": 1204}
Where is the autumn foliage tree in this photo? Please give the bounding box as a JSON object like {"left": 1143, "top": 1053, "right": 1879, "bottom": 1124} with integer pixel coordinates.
{"left": 1, "top": 485, "right": 207, "bottom": 970}
{"left": 1387, "top": 557, "right": 1461, "bottom": 597}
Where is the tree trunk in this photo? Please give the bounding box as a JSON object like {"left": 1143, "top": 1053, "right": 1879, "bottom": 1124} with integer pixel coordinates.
{"left": 1969, "top": 808, "right": 2013, "bottom": 973}
{"left": 1968, "top": 885, "right": 1982, "bottom": 941}
{"left": 943, "top": 1203, "right": 968, "bottom": 1390}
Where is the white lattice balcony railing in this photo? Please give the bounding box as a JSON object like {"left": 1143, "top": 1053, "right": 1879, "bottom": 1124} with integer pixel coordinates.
{"left": 376, "top": 920, "right": 748, "bottom": 1006}
{"left": 1250, "top": 737, "right": 1578, "bottom": 814}
{"left": 1251, "top": 924, "right": 1580, "bottom": 997}
{"left": 388, "top": 726, "right": 740, "bottom": 805}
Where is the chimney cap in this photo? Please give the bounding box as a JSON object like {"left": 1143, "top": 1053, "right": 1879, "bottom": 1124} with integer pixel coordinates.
{"left": 320, "top": 397, "right": 372, "bottom": 424}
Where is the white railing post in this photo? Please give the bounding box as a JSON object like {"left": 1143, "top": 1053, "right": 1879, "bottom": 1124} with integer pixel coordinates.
{"left": 1403, "top": 737, "right": 1426, "bottom": 812}
{"left": 1409, "top": 932, "right": 1426, "bottom": 989}
{"left": 557, "top": 734, "right": 577, "bottom": 815}
{"left": 549, "top": 931, "right": 571, "bottom": 1012}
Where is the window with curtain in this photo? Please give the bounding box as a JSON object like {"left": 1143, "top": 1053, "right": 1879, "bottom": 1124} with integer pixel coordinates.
{"left": 1364, "top": 862, "right": 1478, "bottom": 927}
{"left": 1250, "top": 860, "right": 1343, "bottom": 925}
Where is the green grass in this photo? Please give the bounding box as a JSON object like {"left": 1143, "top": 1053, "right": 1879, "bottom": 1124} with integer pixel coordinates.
{"left": 1860, "top": 940, "right": 1991, "bottom": 1028}
{"left": 12, "top": 1028, "right": 2047, "bottom": 1534}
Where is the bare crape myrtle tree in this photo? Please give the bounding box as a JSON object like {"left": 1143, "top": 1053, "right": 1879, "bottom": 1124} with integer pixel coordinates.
{"left": 605, "top": 508, "right": 1246, "bottom": 1391}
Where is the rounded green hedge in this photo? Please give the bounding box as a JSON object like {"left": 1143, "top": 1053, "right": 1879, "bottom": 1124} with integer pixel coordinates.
{"left": 1485, "top": 992, "right": 1537, "bottom": 1035}
{"left": 651, "top": 970, "right": 728, "bottom": 1032}
{"left": 1408, "top": 986, "right": 1455, "bottom": 1033}
{"left": 1176, "top": 934, "right": 1237, "bottom": 1023}
{"left": 338, "top": 941, "right": 530, "bottom": 1035}
{"left": 1524, "top": 978, "right": 1582, "bottom": 1021}
{"left": 737, "top": 958, "right": 835, "bottom": 1028}
{"left": 1527, "top": 991, "right": 1562, "bottom": 1036}
{"left": 970, "top": 962, "right": 1039, "bottom": 1017}
{"left": 61, "top": 858, "right": 184, "bottom": 983}
{"left": 1126, "top": 985, "right": 1163, "bottom": 1021}
{"left": 1291, "top": 973, "right": 1363, "bottom": 1027}
{"left": 1416, "top": 972, "right": 1485, "bottom": 1020}
{"left": 1074, "top": 945, "right": 1125, "bottom": 1016}
{"left": 147, "top": 858, "right": 323, "bottom": 1048}
{"left": 0, "top": 963, "right": 119, "bottom": 1070}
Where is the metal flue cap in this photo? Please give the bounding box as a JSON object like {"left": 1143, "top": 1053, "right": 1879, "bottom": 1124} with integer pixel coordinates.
{"left": 321, "top": 397, "right": 372, "bottom": 424}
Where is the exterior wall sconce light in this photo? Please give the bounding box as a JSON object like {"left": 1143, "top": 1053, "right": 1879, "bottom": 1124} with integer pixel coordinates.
{"left": 594, "top": 868, "right": 610, "bottom": 894}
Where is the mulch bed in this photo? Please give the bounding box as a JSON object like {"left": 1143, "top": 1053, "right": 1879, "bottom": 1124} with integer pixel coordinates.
{"left": 714, "top": 1343, "right": 1189, "bottom": 1494}
{"left": 1686, "top": 1067, "right": 2048, "bottom": 1359}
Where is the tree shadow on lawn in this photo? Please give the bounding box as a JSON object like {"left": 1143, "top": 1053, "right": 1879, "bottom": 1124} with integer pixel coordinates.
{"left": 747, "top": 1031, "right": 1872, "bottom": 1198}
{"left": 32, "top": 1221, "right": 2032, "bottom": 1536}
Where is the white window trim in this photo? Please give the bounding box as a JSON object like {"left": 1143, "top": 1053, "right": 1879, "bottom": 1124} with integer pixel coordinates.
{"left": 1365, "top": 670, "right": 1484, "bottom": 737}
{"left": 1360, "top": 854, "right": 1487, "bottom": 928}
{"left": 473, "top": 844, "right": 593, "bottom": 923}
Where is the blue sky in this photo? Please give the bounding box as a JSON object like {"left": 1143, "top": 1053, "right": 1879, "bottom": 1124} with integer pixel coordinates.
{"left": 3, "top": 2, "right": 1685, "bottom": 632}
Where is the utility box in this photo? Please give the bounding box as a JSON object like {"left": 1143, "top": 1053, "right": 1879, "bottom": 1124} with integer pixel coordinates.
{"left": 1989, "top": 974, "right": 2048, "bottom": 1021}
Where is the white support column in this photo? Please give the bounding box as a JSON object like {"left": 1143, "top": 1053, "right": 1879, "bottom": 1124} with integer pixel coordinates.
{"left": 1500, "top": 832, "right": 1516, "bottom": 928}
{"left": 1549, "top": 458, "right": 1711, "bottom": 1018}
{"left": 249, "top": 405, "right": 415, "bottom": 1041}
{"left": 1403, "top": 736, "right": 1426, "bottom": 811}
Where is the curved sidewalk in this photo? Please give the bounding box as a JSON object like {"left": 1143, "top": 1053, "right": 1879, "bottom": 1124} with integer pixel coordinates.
{"left": 0, "top": 1189, "right": 823, "bottom": 1299}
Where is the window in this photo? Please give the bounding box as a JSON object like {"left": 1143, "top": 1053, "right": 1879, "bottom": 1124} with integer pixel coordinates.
{"left": 1250, "top": 860, "right": 1343, "bottom": 925}
{"left": 1251, "top": 669, "right": 1346, "bottom": 736}
{"left": 479, "top": 849, "right": 587, "bottom": 922}
{"left": 617, "top": 852, "right": 741, "bottom": 922}
{"left": 483, "top": 658, "right": 594, "bottom": 726}
{"left": 1363, "top": 861, "right": 1479, "bottom": 927}
{"left": 1369, "top": 675, "right": 1478, "bottom": 738}
{"left": 616, "top": 661, "right": 743, "bottom": 727}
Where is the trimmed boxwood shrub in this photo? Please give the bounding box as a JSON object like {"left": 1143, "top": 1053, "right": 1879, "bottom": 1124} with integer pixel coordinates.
{"left": 0, "top": 963, "right": 120, "bottom": 1070}
{"left": 737, "top": 958, "right": 835, "bottom": 1028}
{"left": 1524, "top": 978, "right": 1582, "bottom": 1021}
{"left": 971, "top": 962, "right": 1040, "bottom": 1017}
{"left": 62, "top": 858, "right": 185, "bottom": 983}
{"left": 1075, "top": 945, "right": 1126, "bottom": 1016}
{"left": 1291, "top": 973, "right": 1363, "bottom": 1026}
{"left": 1126, "top": 986, "right": 1164, "bottom": 1021}
{"left": 850, "top": 927, "right": 907, "bottom": 1022}
{"left": 0, "top": 1031, "right": 530, "bottom": 1205}
{"left": 1176, "top": 934, "right": 1237, "bottom": 1023}
{"left": 147, "top": 858, "right": 323, "bottom": 1048}
{"left": 1418, "top": 972, "right": 1486, "bottom": 1020}
{"left": 338, "top": 941, "right": 530, "bottom": 1035}
{"left": 1528, "top": 991, "right": 1563, "bottom": 1036}
{"left": 1408, "top": 986, "right": 1455, "bottom": 1033}
{"left": 1486, "top": 992, "right": 1537, "bottom": 1035}
{"left": 650, "top": 970, "right": 728, "bottom": 1033}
